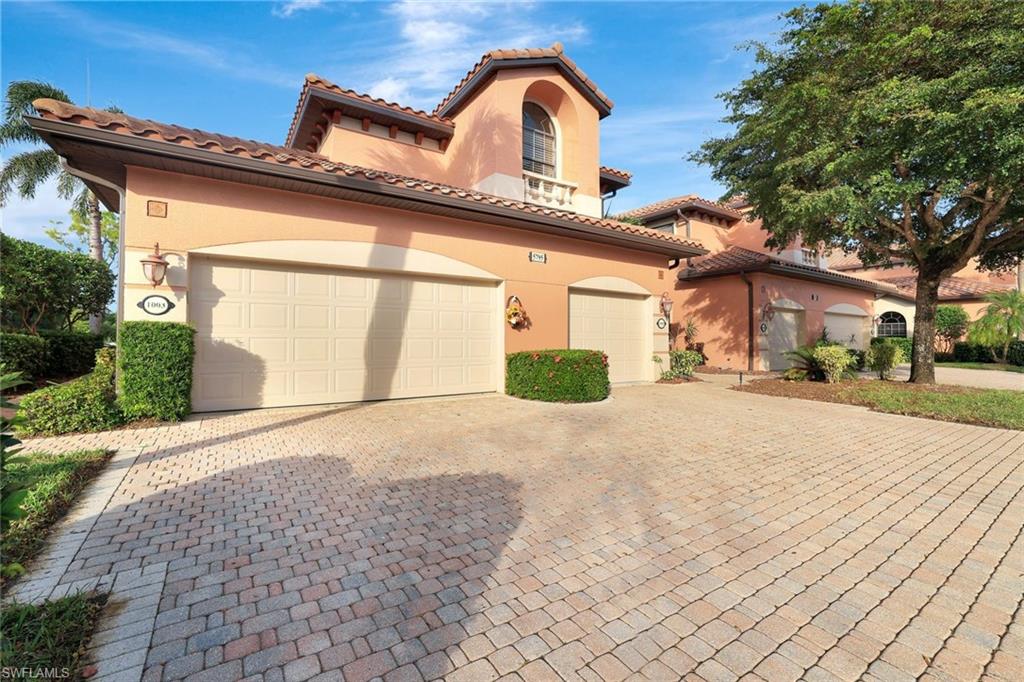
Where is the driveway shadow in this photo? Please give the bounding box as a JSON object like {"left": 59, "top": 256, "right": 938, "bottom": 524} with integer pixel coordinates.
{"left": 86, "top": 455, "right": 522, "bottom": 680}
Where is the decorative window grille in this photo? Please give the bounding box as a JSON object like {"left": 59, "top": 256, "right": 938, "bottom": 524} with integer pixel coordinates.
{"left": 877, "top": 311, "right": 907, "bottom": 338}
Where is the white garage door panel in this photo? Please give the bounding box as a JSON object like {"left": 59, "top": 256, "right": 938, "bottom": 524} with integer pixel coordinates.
{"left": 569, "top": 290, "right": 646, "bottom": 383}
{"left": 767, "top": 310, "right": 801, "bottom": 370}
{"left": 824, "top": 313, "right": 868, "bottom": 350}
{"left": 191, "top": 259, "right": 497, "bottom": 411}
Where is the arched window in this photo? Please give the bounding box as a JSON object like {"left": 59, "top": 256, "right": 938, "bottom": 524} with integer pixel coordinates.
{"left": 877, "top": 311, "right": 907, "bottom": 338}
{"left": 522, "top": 102, "right": 556, "bottom": 177}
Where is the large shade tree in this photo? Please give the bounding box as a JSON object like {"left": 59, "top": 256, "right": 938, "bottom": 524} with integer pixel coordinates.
{"left": 694, "top": 0, "right": 1024, "bottom": 383}
{"left": 0, "top": 81, "right": 120, "bottom": 335}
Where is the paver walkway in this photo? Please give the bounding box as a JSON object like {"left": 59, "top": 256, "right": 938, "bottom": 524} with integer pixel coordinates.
{"left": 11, "top": 383, "right": 1024, "bottom": 682}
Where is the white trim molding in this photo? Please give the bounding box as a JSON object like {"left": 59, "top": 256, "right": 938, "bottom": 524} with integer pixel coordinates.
{"left": 824, "top": 302, "right": 870, "bottom": 316}
{"left": 770, "top": 298, "right": 805, "bottom": 310}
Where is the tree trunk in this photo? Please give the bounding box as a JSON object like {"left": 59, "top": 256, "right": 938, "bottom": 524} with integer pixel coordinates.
{"left": 87, "top": 193, "right": 104, "bottom": 335}
{"left": 909, "top": 273, "right": 942, "bottom": 384}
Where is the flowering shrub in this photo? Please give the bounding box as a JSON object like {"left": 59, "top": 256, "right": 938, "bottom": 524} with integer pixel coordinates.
{"left": 506, "top": 349, "right": 609, "bottom": 402}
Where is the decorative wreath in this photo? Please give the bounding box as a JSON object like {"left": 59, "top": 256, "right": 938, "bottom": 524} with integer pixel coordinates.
{"left": 505, "top": 296, "right": 528, "bottom": 329}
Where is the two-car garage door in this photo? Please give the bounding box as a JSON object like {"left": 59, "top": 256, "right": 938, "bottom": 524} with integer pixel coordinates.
{"left": 190, "top": 258, "right": 498, "bottom": 411}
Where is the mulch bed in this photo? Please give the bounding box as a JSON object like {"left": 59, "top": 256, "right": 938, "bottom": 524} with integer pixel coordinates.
{"left": 735, "top": 377, "right": 966, "bottom": 403}
{"left": 695, "top": 366, "right": 776, "bottom": 376}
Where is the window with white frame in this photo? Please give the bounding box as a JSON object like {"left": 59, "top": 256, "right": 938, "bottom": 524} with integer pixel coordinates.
{"left": 877, "top": 311, "right": 907, "bottom": 337}
{"left": 522, "top": 102, "right": 556, "bottom": 177}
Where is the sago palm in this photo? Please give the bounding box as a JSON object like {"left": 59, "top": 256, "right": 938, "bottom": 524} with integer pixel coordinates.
{"left": 1, "top": 80, "right": 110, "bottom": 334}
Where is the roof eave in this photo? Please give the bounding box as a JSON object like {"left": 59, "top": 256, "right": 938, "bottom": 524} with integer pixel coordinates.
{"left": 638, "top": 201, "right": 742, "bottom": 224}
{"left": 29, "top": 115, "right": 703, "bottom": 260}
{"left": 436, "top": 57, "right": 613, "bottom": 120}
{"left": 679, "top": 260, "right": 894, "bottom": 294}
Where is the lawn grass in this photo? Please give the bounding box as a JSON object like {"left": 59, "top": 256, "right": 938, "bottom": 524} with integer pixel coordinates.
{"left": 736, "top": 379, "right": 1024, "bottom": 430}
{"left": 1, "top": 450, "right": 111, "bottom": 579}
{"left": 937, "top": 361, "right": 1024, "bottom": 374}
{"left": 0, "top": 592, "right": 107, "bottom": 674}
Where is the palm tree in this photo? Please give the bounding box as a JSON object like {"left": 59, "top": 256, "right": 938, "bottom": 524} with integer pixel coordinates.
{"left": 1, "top": 80, "right": 112, "bottom": 335}
{"left": 968, "top": 290, "right": 1024, "bottom": 363}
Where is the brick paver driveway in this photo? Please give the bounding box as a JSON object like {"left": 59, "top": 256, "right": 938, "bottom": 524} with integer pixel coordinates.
{"left": 16, "top": 383, "right": 1024, "bottom": 682}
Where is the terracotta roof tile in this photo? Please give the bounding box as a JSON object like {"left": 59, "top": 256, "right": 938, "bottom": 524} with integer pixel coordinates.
{"left": 286, "top": 74, "right": 453, "bottom": 147}
{"left": 434, "top": 43, "right": 613, "bottom": 117}
{"left": 33, "top": 99, "right": 704, "bottom": 254}
{"left": 618, "top": 194, "right": 743, "bottom": 221}
{"left": 880, "top": 275, "right": 1014, "bottom": 300}
{"left": 827, "top": 252, "right": 910, "bottom": 271}
{"left": 682, "top": 246, "right": 898, "bottom": 293}
{"left": 600, "top": 165, "right": 632, "bottom": 181}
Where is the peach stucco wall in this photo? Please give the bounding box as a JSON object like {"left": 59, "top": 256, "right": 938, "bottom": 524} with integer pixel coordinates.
{"left": 122, "top": 167, "right": 671, "bottom": 370}
{"left": 317, "top": 66, "right": 601, "bottom": 202}
{"left": 671, "top": 272, "right": 874, "bottom": 370}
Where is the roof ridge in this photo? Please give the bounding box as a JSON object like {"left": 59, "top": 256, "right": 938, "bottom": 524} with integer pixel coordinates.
{"left": 304, "top": 73, "right": 453, "bottom": 123}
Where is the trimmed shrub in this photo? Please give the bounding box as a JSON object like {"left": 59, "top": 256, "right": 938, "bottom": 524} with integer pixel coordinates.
{"left": 19, "top": 349, "right": 123, "bottom": 436}
{"left": 866, "top": 338, "right": 904, "bottom": 379}
{"left": 669, "top": 350, "right": 703, "bottom": 377}
{"left": 953, "top": 342, "right": 996, "bottom": 363}
{"left": 847, "top": 349, "right": 867, "bottom": 371}
{"left": 871, "top": 335, "right": 912, "bottom": 359}
{"left": 506, "top": 349, "right": 609, "bottom": 402}
{"left": 119, "top": 321, "right": 196, "bottom": 421}
{"left": 0, "top": 333, "right": 47, "bottom": 379}
{"left": 812, "top": 345, "right": 852, "bottom": 383}
{"left": 1008, "top": 340, "right": 1024, "bottom": 367}
{"left": 39, "top": 330, "right": 103, "bottom": 377}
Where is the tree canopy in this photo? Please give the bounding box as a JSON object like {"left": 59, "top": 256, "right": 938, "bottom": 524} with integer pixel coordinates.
{"left": 694, "top": 0, "right": 1024, "bottom": 382}
{"left": 0, "top": 234, "right": 114, "bottom": 334}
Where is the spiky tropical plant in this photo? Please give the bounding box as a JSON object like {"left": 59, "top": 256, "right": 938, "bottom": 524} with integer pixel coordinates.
{"left": 0, "top": 81, "right": 119, "bottom": 335}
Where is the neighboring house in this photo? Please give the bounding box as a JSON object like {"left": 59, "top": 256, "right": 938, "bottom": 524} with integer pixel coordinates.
{"left": 29, "top": 44, "right": 706, "bottom": 411}
{"left": 620, "top": 197, "right": 899, "bottom": 371}
{"left": 829, "top": 255, "right": 1018, "bottom": 340}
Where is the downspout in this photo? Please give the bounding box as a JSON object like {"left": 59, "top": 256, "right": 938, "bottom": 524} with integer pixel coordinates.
{"left": 739, "top": 270, "right": 755, "bottom": 372}
{"left": 601, "top": 189, "right": 618, "bottom": 217}
{"left": 60, "top": 159, "right": 127, "bottom": 356}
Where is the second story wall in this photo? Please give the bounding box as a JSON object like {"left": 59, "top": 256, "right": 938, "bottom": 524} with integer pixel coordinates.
{"left": 315, "top": 66, "right": 603, "bottom": 217}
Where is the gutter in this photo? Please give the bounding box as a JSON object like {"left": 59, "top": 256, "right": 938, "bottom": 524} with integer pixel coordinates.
{"left": 739, "top": 271, "right": 756, "bottom": 372}
{"left": 30, "top": 116, "right": 705, "bottom": 260}
{"left": 60, "top": 158, "right": 127, "bottom": 386}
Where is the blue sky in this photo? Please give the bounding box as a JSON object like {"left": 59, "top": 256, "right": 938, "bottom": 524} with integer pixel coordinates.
{"left": 2, "top": 0, "right": 791, "bottom": 246}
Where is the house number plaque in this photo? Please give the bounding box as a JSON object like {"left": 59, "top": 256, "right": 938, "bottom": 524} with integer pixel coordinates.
{"left": 528, "top": 251, "right": 547, "bottom": 263}
{"left": 137, "top": 294, "right": 175, "bottom": 316}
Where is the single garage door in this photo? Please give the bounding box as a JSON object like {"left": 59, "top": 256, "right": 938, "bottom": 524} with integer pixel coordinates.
{"left": 824, "top": 312, "right": 869, "bottom": 349}
{"left": 190, "top": 258, "right": 498, "bottom": 411}
{"left": 569, "top": 290, "right": 646, "bottom": 383}
{"left": 767, "top": 309, "right": 802, "bottom": 370}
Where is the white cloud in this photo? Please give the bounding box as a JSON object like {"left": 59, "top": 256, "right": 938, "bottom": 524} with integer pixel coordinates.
{"left": 1, "top": 176, "right": 70, "bottom": 247}
{"left": 24, "top": 3, "right": 300, "bottom": 89}
{"left": 273, "top": 0, "right": 325, "bottom": 19}
{"left": 334, "top": 1, "right": 589, "bottom": 111}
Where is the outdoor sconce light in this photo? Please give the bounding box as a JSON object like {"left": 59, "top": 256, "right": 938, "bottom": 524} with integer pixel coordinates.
{"left": 140, "top": 243, "right": 169, "bottom": 287}
{"left": 659, "top": 293, "right": 674, "bottom": 318}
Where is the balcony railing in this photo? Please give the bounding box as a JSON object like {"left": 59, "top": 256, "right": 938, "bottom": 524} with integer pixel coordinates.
{"left": 523, "top": 171, "right": 577, "bottom": 211}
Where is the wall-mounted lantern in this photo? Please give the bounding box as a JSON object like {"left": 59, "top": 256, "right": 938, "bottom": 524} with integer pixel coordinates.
{"left": 140, "top": 243, "right": 169, "bottom": 287}
{"left": 659, "top": 292, "right": 674, "bottom": 318}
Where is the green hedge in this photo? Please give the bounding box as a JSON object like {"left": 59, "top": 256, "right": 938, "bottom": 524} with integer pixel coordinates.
{"left": 119, "top": 321, "right": 196, "bottom": 421}
{"left": 1, "top": 333, "right": 47, "bottom": 379}
{"left": 506, "top": 349, "right": 610, "bottom": 402}
{"left": 953, "top": 342, "right": 994, "bottom": 362}
{"left": 39, "top": 330, "right": 103, "bottom": 377}
{"left": 1, "top": 331, "right": 101, "bottom": 379}
{"left": 1009, "top": 341, "right": 1024, "bottom": 367}
{"left": 871, "top": 336, "right": 912, "bottom": 359}
{"left": 19, "top": 349, "right": 123, "bottom": 436}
